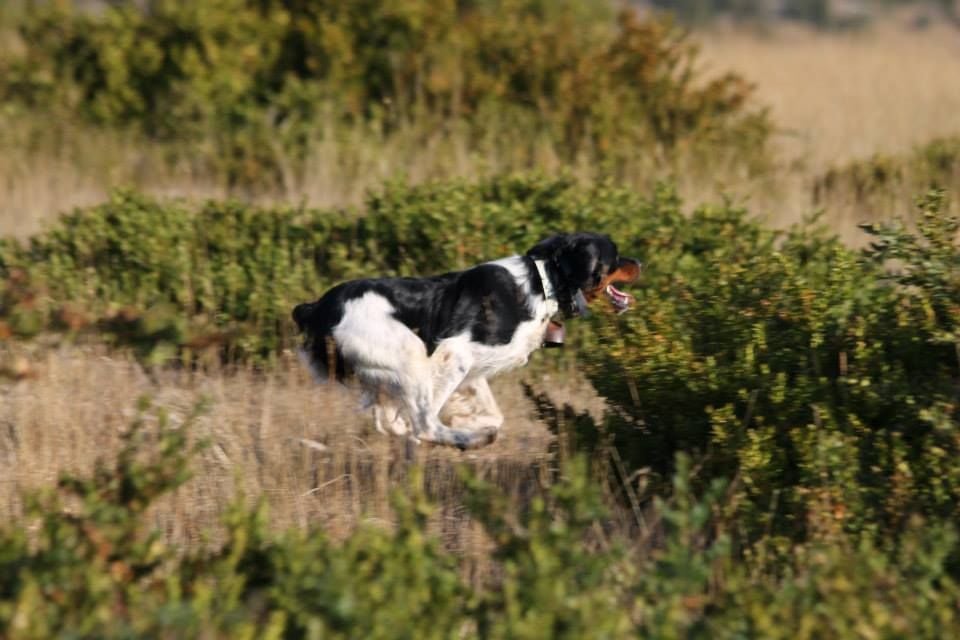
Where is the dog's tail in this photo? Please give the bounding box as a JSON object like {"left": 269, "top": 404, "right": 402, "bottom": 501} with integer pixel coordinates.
{"left": 292, "top": 299, "right": 348, "bottom": 382}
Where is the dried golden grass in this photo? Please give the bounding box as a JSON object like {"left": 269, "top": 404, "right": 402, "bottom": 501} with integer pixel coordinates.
{"left": 702, "top": 20, "right": 960, "bottom": 168}
{"left": 698, "top": 18, "right": 960, "bottom": 230}
{"left": 4, "top": 20, "right": 957, "bottom": 237}
{"left": 0, "top": 345, "right": 620, "bottom": 576}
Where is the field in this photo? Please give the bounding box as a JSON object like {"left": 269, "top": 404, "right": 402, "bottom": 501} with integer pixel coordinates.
{"left": 3, "top": 12, "right": 960, "bottom": 239}
{"left": 701, "top": 18, "right": 960, "bottom": 232}
{"left": 2, "top": 2, "right": 960, "bottom": 637}
{"left": 1, "top": 346, "right": 583, "bottom": 551}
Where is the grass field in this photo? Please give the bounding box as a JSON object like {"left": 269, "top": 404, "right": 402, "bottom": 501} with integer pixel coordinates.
{"left": 2, "top": 13, "right": 959, "bottom": 558}
{"left": 0, "top": 344, "right": 618, "bottom": 583}
{"left": 3, "top": 18, "right": 959, "bottom": 238}
{"left": 3, "top": 11, "right": 960, "bottom": 634}
{"left": 701, "top": 17, "right": 960, "bottom": 231}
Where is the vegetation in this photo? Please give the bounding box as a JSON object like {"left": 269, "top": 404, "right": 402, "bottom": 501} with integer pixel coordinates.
{"left": 3, "top": 1, "right": 960, "bottom": 636}
{"left": 0, "top": 0, "right": 769, "bottom": 189}
{"left": 2, "top": 398, "right": 959, "bottom": 637}
{"left": 4, "top": 177, "right": 960, "bottom": 524}
{"left": 653, "top": 0, "right": 957, "bottom": 29}
{"left": 3, "top": 177, "right": 960, "bottom": 635}
{"left": 814, "top": 135, "right": 960, "bottom": 218}
{"left": 0, "top": 176, "right": 665, "bottom": 361}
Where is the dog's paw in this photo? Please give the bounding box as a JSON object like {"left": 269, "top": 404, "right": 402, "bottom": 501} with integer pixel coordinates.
{"left": 453, "top": 427, "right": 499, "bottom": 451}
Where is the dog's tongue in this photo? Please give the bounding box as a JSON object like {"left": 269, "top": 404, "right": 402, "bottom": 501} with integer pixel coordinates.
{"left": 605, "top": 283, "right": 635, "bottom": 313}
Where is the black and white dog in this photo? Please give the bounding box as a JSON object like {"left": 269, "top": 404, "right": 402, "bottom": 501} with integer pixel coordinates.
{"left": 293, "top": 232, "right": 640, "bottom": 449}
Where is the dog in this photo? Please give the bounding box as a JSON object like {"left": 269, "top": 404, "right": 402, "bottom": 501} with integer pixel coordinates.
{"left": 292, "top": 232, "right": 640, "bottom": 450}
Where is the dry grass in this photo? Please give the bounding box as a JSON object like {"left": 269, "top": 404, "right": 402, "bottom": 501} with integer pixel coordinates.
{"left": 3, "top": 19, "right": 958, "bottom": 238}
{"left": 0, "top": 122, "right": 230, "bottom": 239}
{"left": 702, "top": 20, "right": 960, "bottom": 169}
{"left": 0, "top": 344, "right": 621, "bottom": 577}
{"left": 4, "top": 18, "right": 960, "bottom": 563}
{"left": 699, "top": 17, "right": 960, "bottom": 230}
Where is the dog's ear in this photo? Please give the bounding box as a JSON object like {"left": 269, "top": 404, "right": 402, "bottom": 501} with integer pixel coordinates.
{"left": 526, "top": 234, "right": 572, "bottom": 261}
{"left": 527, "top": 233, "right": 607, "bottom": 285}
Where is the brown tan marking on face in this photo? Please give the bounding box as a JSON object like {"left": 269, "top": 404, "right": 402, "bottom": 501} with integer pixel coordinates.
{"left": 584, "top": 258, "right": 641, "bottom": 313}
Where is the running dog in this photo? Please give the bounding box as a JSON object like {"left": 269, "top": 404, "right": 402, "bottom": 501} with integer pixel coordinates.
{"left": 292, "top": 232, "right": 640, "bottom": 449}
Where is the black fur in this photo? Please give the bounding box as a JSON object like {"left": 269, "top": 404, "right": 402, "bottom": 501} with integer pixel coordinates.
{"left": 527, "top": 232, "right": 624, "bottom": 317}
{"left": 293, "top": 232, "right": 626, "bottom": 381}
{"left": 292, "top": 268, "right": 537, "bottom": 381}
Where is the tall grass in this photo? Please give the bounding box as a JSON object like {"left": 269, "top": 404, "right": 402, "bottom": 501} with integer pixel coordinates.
{"left": 0, "top": 1, "right": 772, "bottom": 236}
{"left": 700, "top": 18, "right": 960, "bottom": 230}
{"left": 0, "top": 107, "right": 768, "bottom": 239}
{"left": 3, "top": 18, "right": 959, "bottom": 239}
{"left": 702, "top": 19, "right": 960, "bottom": 169}
{"left": 0, "top": 344, "right": 604, "bottom": 575}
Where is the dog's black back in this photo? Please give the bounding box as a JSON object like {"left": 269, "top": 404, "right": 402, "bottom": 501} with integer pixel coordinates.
{"left": 292, "top": 262, "right": 540, "bottom": 381}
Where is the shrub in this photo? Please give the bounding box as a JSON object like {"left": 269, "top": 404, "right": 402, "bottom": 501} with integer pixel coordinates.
{"left": 569, "top": 189, "right": 960, "bottom": 549}
{"left": 0, "top": 189, "right": 345, "bottom": 362}
{"left": 4, "top": 408, "right": 958, "bottom": 637}
{"left": 706, "top": 520, "right": 960, "bottom": 638}
{"left": 813, "top": 135, "right": 960, "bottom": 218}
{"left": 0, "top": 176, "right": 675, "bottom": 361}
{"left": 1, "top": 1, "right": 770, "bottom": 186}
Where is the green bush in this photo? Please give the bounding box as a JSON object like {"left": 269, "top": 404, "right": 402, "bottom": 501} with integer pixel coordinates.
{"left": 0, "top": 176, "right": 674, "bottom": 361}
{"left": 1, "top": 190, "right": 343, "bottom": 362}
{"left": 0, "top": 0, "right": 770, "bottom": 186}
{"left": 3, "top": 407, "right": 958, "bottom": 638}
{"left": 564, "top": 189, "right": 960, "bottom": 550}
{"left": 707, "top": 520, "right": 960, "bottom": 638}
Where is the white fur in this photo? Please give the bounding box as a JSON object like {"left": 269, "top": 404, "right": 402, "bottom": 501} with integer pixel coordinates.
{"left": 487, "top": 256, "right": 534, "bottom": 299}
{"left": 480, "top": 255, "right": 558, "bottom": 373}
{"left": 333, "top": 292, "right": 430, "bottom": 388}
{"left": 328, "top": 256, "right": 553, "bottom": 449}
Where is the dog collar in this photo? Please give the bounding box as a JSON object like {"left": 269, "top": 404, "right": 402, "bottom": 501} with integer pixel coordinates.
{"left": 533, "top": 259, "right": 561, "bottom": 317}
{"left": 533, "top": 259, "right": 556, "bottom": 301}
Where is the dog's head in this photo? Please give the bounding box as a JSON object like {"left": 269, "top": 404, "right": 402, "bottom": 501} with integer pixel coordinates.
{"left": 526, "top": 232, "right": 641, "bottom": 317}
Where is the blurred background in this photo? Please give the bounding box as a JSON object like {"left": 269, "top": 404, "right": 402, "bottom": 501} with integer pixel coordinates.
{"left": 2, "top": 1, "right": 960, "bottom": 636}
{"left": 2, "top": 0, "right": 958, "bottom": 238}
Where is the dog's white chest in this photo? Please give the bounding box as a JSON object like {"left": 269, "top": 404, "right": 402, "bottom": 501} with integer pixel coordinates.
{"left": 469, "top": 298, "right": 555, "bottom": 376}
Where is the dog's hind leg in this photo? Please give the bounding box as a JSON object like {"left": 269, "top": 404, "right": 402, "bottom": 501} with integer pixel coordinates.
{"left": 388, "top": 340, "right": 497, "bottom": 450}
{"left": 418, "top": 339, "right": 499, "bottom": 449}
{"left": 333, "top": 294, "right": 492, "bottom": 448}
{"left": 367, "top": 387, "right": 411, "bottom": 437}
{"left": 352, "top": 345, "right": 484, "bottom": 449}
{"left": 399, "top": 381, "right": 498, "bottom": 450}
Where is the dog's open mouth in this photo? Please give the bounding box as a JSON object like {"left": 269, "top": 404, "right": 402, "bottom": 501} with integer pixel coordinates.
{"left": 580, "top": 257, "right": 641, "bottom": 316}
{"left": 604, "top": 283, "right": 635, "bottom": 313}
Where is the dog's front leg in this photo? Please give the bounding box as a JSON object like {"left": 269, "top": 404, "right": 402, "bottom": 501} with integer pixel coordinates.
{"left": 399, "top": 338, "right": 497, "bottom": 450}
{"left": 429, "top": 337, "right": 474, "bottom": 414}
{"left": 441, "top": 377, "right": 504, "bottom": 435}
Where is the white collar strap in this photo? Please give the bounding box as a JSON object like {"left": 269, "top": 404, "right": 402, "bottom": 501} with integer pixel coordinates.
{"left": 533, "top": 259, "right": 556, "bottom": 301}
